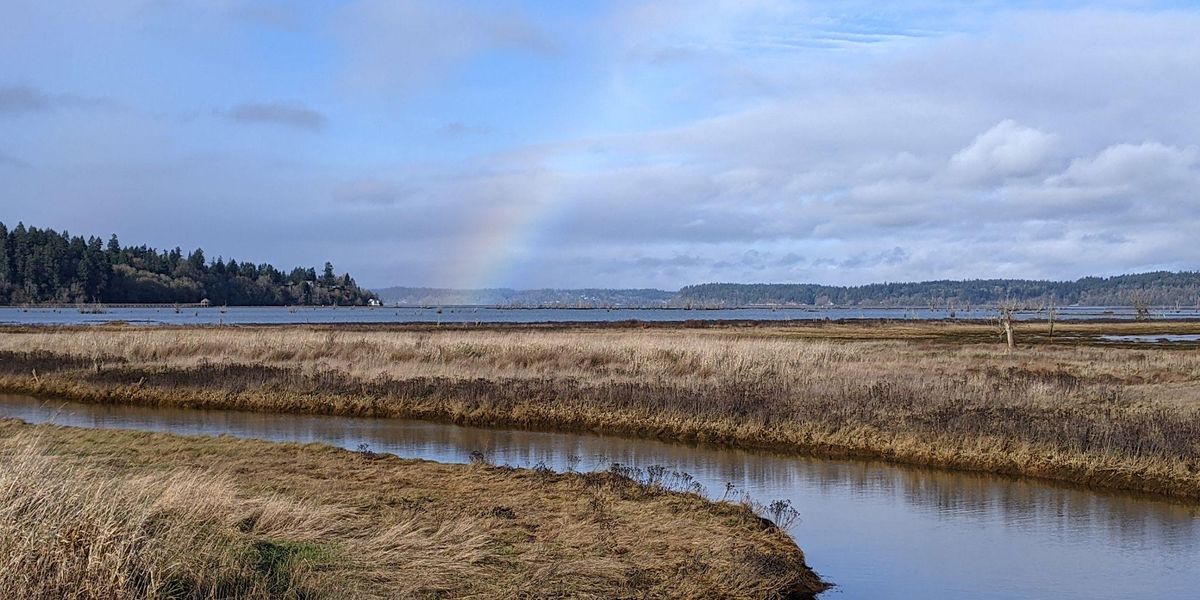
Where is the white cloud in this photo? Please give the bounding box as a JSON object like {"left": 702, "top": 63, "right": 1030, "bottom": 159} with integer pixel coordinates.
{"left": 947, "top": 120, "right": 1059, "bottom": 183}
{"left": 1050, "top": 142, "right": 1199, "bottom": 190}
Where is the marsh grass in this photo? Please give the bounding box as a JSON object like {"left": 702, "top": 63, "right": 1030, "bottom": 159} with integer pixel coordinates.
{"left": 2, "top": 322, "right": 1199, "bottom": 498}
{"left": 0, "top": 440, "right": 342, "bottom": 599}
{"left": 0, "top": 421, "right": 825, "bottom": 599}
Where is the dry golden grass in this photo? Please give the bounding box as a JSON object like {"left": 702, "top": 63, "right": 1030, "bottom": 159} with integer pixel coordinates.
{"left": 0, "top": 419, "right": 825, "bottom": 599}
{"left": 1, "top": 321, "right": 1199, "bottom": 499}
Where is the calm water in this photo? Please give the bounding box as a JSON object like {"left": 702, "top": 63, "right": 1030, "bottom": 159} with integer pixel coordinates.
{"left": 2, "top": 305, "right": 1198, "bottom": 325}
{"left": 1101, "top": 334, "right": 1200, "bottom": 343}
{"left": 1, "top": 394, "right": 1196, "bottom": 599}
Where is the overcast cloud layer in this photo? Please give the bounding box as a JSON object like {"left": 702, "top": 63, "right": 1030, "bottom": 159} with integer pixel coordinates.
{"left": 2, "top": 1, "right": 1199, "bottom": 289}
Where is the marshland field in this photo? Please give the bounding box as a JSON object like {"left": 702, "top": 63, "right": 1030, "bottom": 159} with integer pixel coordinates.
{"left": 2, "top": 319, "right": 1199, "bottom": 498}
{"left": 2, "top": 318, "right": 1200, "bottom": 599}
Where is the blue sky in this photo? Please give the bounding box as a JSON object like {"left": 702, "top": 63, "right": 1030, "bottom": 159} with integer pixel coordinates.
{"left": 3, "top": 1, "right": 1200, "bottom": 289}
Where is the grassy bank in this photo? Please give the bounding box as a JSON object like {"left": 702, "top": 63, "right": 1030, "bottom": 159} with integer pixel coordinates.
{"left": 0, "top": 419, "right": 825, "bottom": 599}
{"left": 1, "top": 321, "right": 1199, "bottom": 499}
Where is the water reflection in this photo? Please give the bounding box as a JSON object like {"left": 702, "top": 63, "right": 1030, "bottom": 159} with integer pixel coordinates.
{"left": 1, "top": 394, "right": 1196, "bottom": 599}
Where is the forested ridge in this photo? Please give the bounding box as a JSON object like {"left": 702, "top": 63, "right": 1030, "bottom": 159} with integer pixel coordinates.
{"left": 0, "top": 222, "right": 377, "bottom": 306}
{"left": 378, "top": 274, "right": 1200, "bottom": 308}
{"left": 9, "top": 219, "right": 1192, "bottom": 308}
{"left": 676, "top": 273, "right": 1200, "bottom": 307}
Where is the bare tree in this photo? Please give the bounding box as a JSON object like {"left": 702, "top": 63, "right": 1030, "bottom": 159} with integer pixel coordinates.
{"left": 1131, "top": 291, "right": 1152, "bottom": 321}
{"left": 1047, "top": 296, "right": 1058, "bottom": 341}
{"left": 999, "top": 302, "right": 1017, "bottom": 351}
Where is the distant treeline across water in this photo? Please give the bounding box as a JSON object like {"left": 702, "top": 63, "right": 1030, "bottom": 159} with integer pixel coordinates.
{"left": 675, "top": 273, "right": 1200, "bottom": 308}
{"left": 0, "top": 222, "right": 378, "bottom": 306}
{"left": 378, "top": 272, "right": 1200, "bottom": 308}
{"left": 5, "top": 220, "right": 1194, "bottom": 309}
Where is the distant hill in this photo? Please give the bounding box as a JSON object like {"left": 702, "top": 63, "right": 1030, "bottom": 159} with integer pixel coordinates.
{"left": 675, "top": 272, "right": 1200, "bottom": 307}
{"left": 377, "top": 272, "right": 1200, "bottom": 308}
{"left": 373, "top": 287, "right": 675, "bottom": 307}
{"left": 0, "top": 222, "right": 377, "bottom": 306}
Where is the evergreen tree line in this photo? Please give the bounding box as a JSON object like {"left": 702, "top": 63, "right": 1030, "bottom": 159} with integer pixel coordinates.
{"left": 676, "top": 272, "right": 1200, "bottom": 307}
{"left": 0, "top": 222, "right": 378, "bottom": 306}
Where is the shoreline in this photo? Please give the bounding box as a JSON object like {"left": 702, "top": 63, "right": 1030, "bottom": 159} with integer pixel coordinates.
{"left": 4, "top": 376, "right": 1197, "bottom": 502}
{"left": 1, "top": 321, "right": 1198, "bottom": 502}
{"left": 4, "top": 316, "right": 1200, "bottom": 332}
{"left": 4, "top": 383, "right": 1197, "bottom": 509}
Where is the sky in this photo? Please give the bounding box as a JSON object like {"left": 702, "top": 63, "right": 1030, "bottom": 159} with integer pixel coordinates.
{"left": 2, "top": 0, "right": 1200, "bottom": 290}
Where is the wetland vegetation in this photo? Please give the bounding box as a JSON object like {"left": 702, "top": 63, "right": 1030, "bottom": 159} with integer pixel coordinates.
{"left": 0, "top": 418, "right": 824, "bottom": 599}
{"left": 2, "top": 320, "right": 1198, "bottom": 500}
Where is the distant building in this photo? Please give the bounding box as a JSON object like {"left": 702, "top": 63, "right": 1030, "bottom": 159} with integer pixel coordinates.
{"left": 367, "top": 298, "right": 381, "bottom": 307}
{"left": 199, "top": 298, "right": 211, "bottom": 307}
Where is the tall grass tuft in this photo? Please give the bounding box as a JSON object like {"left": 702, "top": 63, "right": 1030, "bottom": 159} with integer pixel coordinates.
{"left": 0, "top": 442, "right": 334, "bottom": 599}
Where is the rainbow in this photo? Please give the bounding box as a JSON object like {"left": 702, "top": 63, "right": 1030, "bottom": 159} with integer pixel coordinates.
{"left": 445, "top": 180, "right": 562, "bottom": 291}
